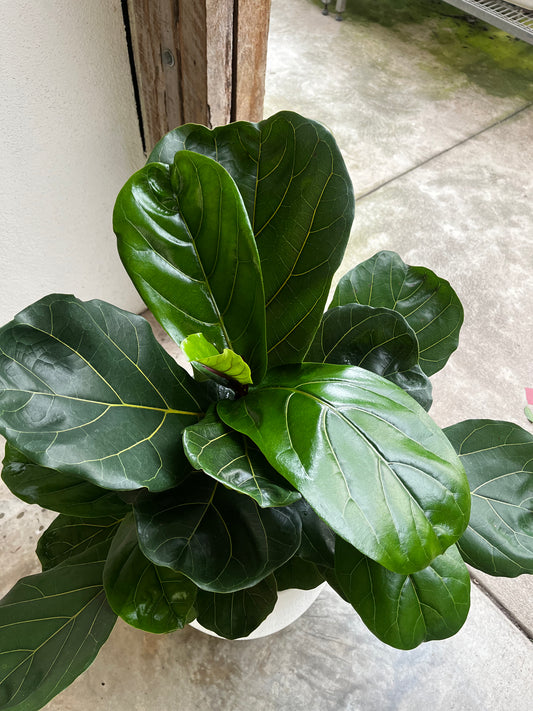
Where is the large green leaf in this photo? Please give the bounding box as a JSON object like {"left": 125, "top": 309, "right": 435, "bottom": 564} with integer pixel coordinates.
{"left": 444, "top": 420, "right": 533, "bottom": 577}
{"left": 0, "top": 295, "right": 207, "bottom": 492}
{"left": 195, "top": 575, "right": 278, "bottom": 640}
{"left": 182, "top": 406, "right": 300, "bottom": 507}
{"left": 307, "top": 303, "right": 432, "bottom": 409}
{"left": 335, "top": 537, "right": 470, "bottom": 649}
{"left": 103, "top": 515, "right": 197, "bottom": 633}
{"left": 218, "top": 363, "right": 470, "bottom": 575}
{"left": 274, "top": 556, "right": 326, "bottom": 592}
{"left": 113, "top": 151, "right": 267, "bottom": 382}
{"left": 0, "top": 541, "right": 116, "bottom": 711}
{"left": 1, "top": 443, "right": 129, "bottom": 519}
{"left": 148, "top": 111, "right": 355, "bottom": 367}
{"left": 36, "top": 514, "right": 122, "bottom": 571}
{"left": 134, "top": 472, "right": 302, "bottom": 593}
{"left": 331, "top": 251, "right": 463, "bottom": 376}
{"left": 288, "top": 498, "right": 335, "bottom": 569}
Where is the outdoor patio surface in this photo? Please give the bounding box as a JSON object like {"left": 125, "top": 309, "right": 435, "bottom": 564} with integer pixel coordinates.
{"left": 1, "top": 0, "right": 532, "bottom": 709}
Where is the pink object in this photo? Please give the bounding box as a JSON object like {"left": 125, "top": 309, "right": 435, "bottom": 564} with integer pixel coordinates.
{"left": 526, "top": 388, "right": 533, "bottom": 405}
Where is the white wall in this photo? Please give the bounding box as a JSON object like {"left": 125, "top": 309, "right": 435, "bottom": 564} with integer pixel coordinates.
{"left": 0, "top": 0, "right": 146, "bottom": 323}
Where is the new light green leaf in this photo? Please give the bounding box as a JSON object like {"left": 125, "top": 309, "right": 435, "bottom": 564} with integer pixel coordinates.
{"left": 445, "top": 419, "right": 533, "bottom": 577}
{"left": 103, "top": 514, "right": 197, "bottom": 633}
{"left": 331, "top": 251, "right": 463, "bottom": 376}
{"left": 148, "top": 111, "right": 355, "bottom": 368}
{"left": 335, "top": 538, "right": 470, "bottom": 649}
{"left": 218, "top": 363, "right": 470, "bottom": 575}
{"left": 0, "top": 295, "right": 207, "bottom": 492}
{"left": 134, "top": 472, "right": 302, "bottom": 593}
{"left": 195, "top": 575, "right": 278, "bottom": 640}
{"left": 307, "top": 303, "right": 432, "bottom": 409}
{"left": 113, "top": 151, "right": 267, "bottom": 382}
{"left": 181, "top": 333, "right": 253, "bottom": 385}
{"left": 182, "top": 406, "right": 300, "bottom": 507}
{"left": 1, "top": 443, "right": 129, "bottom": 519}
{"left": 0, "top": 542, "right": 116, "bottom": 711}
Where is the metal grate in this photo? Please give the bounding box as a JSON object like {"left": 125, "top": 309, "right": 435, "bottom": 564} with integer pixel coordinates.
{"left": 435, "top": 0, "right": 533, "bottom": 43}
{"left": 322, "top": 0, "right": 533, "bottom": 43}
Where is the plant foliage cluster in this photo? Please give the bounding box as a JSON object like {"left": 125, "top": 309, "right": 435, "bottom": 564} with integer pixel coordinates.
{"left": 0, "top": 112, "right": 531, "bottom": 710}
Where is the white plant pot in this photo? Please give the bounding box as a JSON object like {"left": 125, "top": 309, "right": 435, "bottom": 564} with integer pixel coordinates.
{"left": 189, "top": 583, "right": 327, "bottom": 640}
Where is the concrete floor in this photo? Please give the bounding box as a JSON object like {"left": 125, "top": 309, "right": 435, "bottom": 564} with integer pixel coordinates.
{"left": 1, "top": 0, "right": 532, "bottom": 708}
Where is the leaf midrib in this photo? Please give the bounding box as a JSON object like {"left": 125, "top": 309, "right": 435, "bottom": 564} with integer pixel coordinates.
{"left": 1, "top": 388, "right": 201, "bottom": 417}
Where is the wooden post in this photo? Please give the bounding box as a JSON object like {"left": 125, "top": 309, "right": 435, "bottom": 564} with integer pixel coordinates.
{"left": 125, "top": 0, "right": 271, "bottom": 152}
{"left": 232, "top": 0, "right": 272, "bottom": 123}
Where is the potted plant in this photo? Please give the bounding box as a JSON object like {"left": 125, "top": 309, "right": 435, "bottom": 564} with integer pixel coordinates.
{"left": 0, "top": 111, "right": 531, "bottom": 710}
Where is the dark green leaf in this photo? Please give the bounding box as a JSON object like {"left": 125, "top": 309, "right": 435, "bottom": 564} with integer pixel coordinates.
{"left": 322, "top": 567, "right": 349, "bottom": 603}
{"left": 148, "top": 111, "right": 355, "bottom": 368}
{"left": 307, "top": 303, "right": 432, "bottom": 409}
{"left": 1, "top": 443, "right": 129, "bottom": 518}
{"left": 113, "top": 151, "right": 267, "bottom": 382}
{"left": 182, "top": 406, "right": 300, "bottom": 507}
{"left": 103, "top": 514, "right": 197, "bottom": 633}
{"left": 195, "top": 575, "right": 278, "bottom": 640}
{"left": 0, "top": 295, "right": 207, "bottom": 492}
{"left": 445, "top": 420, "right": 533, "bottom": 577}
{"left": 288, "top": 498, "right": 335, "bottom": 569}
{"left": 36, "top": 514, "right": 121, "bottom": 571}
{"left": 386, "top": 365, "right": 432, "bottom": 412}
{"left": 218, "top": 363, "right": 470, "bottom": 575}
{"left": 274, "top": 557, "right": 326, "bottom": 592}
{"left": 0, "top": 542, "right": 116, "bottom": 711}
{"left": 331, "top": 251, "right": 463, "bottom": 376}
{"left": 335, "top": 537, "right": 470, "bottom": 649}
{"left": 134, "top": 473, "right": 302, "bottom": 593}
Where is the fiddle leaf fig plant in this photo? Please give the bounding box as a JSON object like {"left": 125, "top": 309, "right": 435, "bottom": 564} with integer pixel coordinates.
{"left": 0, "top": 111, "right": 532, "bottom": 710}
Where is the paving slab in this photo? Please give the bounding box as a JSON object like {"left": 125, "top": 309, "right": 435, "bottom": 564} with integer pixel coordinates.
{"left": 19, "top": 583, "right": 529, "bottom": 711}
{"left": 265, "top": 0, "right": 533, "bottom": 195}
{"left": 337, "top": 105, "right": 533, "bottom": 431}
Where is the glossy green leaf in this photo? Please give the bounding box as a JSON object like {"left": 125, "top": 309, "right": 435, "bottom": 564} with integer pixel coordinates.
{"left": 103, "top": 515, "right": 197, "bottom": 633}
{"left": 444, "top": 420, "right": 533, "bottom": 577}
{"left": 218, "top": 363, "right": 470, "bottom": 575}
{"left": 134, "top": 472, "right": 302, "bottom": 593}
{"left": 335, "top": 537, "right": 470, "bottom": 649}
{"left": 148, "top": 111, "right": 355, "bottom": 368}
{"left": 0, "top": 295, "right": 207, "bottom": 492}
{"left": 0, "top": 541, "right": 116, "bottom": 711}
{"left": 182, "top": 406, "right": 300, "bottom": 507}
{"left": 331, "top": 250, "right": 463, "bottom": 376}
{"left": 195, "top": 574, "right": 278, "bottom": 640}
{"left": 113, "top": 151, "right": 267, "bottom": 382}
{"left": 1, "top": 443, "right": 129, "bottom": 519}
{"left": 288, "top": 498, "right": 335, "bottom": 569}
{"left": 386, "top": 365, "right": 433, "bottom": 412}
{"left": 307, "top": 303, "right": 432, "bottom": 409}
{"left": 274, "top": 556, "right": 326, "bottom": 592}
{"left": 36, "top": 514, "right": 121, "bottom": 571}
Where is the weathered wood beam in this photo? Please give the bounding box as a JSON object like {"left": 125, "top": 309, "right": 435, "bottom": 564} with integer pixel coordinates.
{"left": 125, "top": 0, "right": 271, "bottom": 152}
{"left": 233, "top": 0, "right": 272, "bottom": 123}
